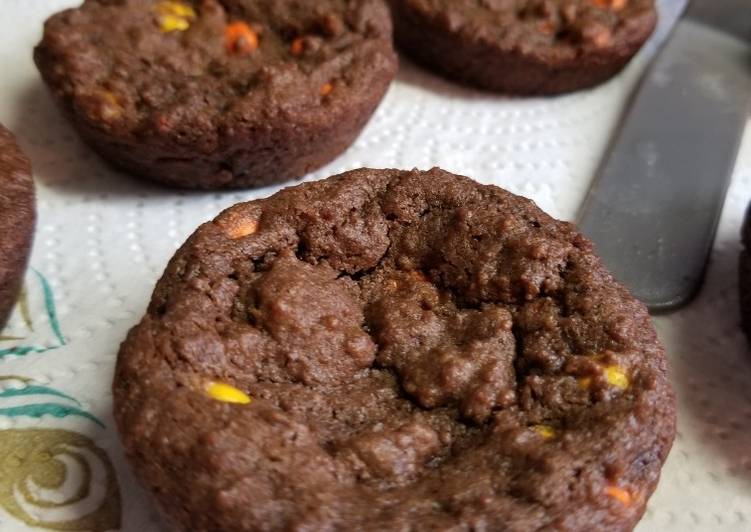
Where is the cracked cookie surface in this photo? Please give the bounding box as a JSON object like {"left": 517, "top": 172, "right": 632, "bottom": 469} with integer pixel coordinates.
{"left": 114, "top": 167, "right": 675, "bottom": 531}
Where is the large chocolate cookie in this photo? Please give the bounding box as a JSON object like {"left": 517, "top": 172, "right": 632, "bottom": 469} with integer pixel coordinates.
{"left": 0, "top": 126, "right": 35, "bottom": 330}
{"left": 114, "top": 168, "right": 675, "bottom": 531}
{"left": 388, "top": 0, "right": 657, "bottom": 95}
{"left": 35, "top": 1, "right": 397, "bottom": 189}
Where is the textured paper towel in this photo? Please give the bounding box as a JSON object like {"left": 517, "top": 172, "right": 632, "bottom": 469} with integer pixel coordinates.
{"left": 1, "top": 1, "right": 750, "bottom": 530}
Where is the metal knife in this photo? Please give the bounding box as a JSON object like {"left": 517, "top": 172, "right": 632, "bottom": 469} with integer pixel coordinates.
{"left": 578, "top": 0, "right": 751, "bottom": 313}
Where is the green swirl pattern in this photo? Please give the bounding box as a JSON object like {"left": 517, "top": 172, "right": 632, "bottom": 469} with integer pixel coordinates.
{"left": 0, "top": 378, "right": 104, "bottom": 428}
{"left": 0, "top": 270, "right": 66, "bottom": 358}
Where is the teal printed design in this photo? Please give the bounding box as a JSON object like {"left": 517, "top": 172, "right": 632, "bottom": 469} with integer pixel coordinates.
{"left": 0, "top": 383, "right": 79, "bottom": 404}
{"left": 0, "top": 346, "right": 57, "bottom": 358}
{"left": 0, "top": 270, "right": 66, "bottom": 359}
{"left": 0, "top": 377, "right": 104, "bottom": 428}
{"left": 36, "top": 269, "right": 65, "bottom": 347}
{"left": 0, "top": 404, "right": 104, "bottom": 428}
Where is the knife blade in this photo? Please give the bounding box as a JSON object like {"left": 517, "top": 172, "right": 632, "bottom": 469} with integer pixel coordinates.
{"left": 578, "top": 0, "right": 751, "bottom": 313}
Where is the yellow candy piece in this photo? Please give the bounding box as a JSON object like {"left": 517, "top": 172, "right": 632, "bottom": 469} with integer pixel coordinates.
{"left": 159, "top": 13, "right": 190, "bottom": 32}
{"left": 155, "top": 1, "right": 196, "bottom": 19}
{"left": 154, "top": 1, "right": 195, "bottom": 33}
{"left": 206, "top": 382, "right": 252, "bottom": 404}
{"left": 100, "top": 90, "right": 119, "bottom": 106}
{"left": 97, "top": 90, "right": 122, "bottom": 120}
{"left": 604, "top": 366, "right": 629, "bottom": 390}
{"left": 532, "top": 424, "right": 557, "bottom": 440}
{"left": 579, "top": 363, "right": 629, "bottom": 391}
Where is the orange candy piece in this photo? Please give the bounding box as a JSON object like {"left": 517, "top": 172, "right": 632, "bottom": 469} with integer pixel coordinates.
{"left": 593, "top": 0, "right": 627, "bottom": 9}
{"left": 537, "top": 21, "right": 555, "bottom": 34}
{"left": 225, "top": 21, "right": 259, "bottom": 55}
{"left": 604, "top": 486, "right": 633, "bottom": 506}
{"left": 225, "top": 218, "right": 259, "bottom": 239}
{"left": 290, "top": 37, "right": 305, "bottom": 56}
{"left": 320, "top": 82, "right": 334, "bottom": 97}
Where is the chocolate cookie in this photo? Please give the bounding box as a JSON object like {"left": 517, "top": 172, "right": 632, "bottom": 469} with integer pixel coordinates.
{"left": 388, "top": 0, "right": 657, "bottom": 95}
{"left": 114, "top": 168, "right": 675, "bottom": 531}
{"left": 740, "top": 204, "right": 751, "bottom": 340}
{"left": 0, "top": 126, "right": 35, "bottom": 330}
{"left": 34, "top": 1, "right": 397, "bottom": 189}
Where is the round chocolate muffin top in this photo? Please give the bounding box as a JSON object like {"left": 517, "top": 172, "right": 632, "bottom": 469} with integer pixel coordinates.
{"left": 400, "top": 0, "right": 656, "bottom": 58}
{"left": 0, "top": 126, "right": 35, "bottom": 330}
{"left": 388, "top": 0, "right": 657, "bottom": 94}
{"left": 114, "top": 168, "right": 675, "bottom": 531}
{"left": 34, "top": 0, "right": 396, "bottom": 188}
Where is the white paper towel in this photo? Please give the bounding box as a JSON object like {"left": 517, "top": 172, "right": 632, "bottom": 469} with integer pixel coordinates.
{"left": 1, "top": 1, "right": 750, "bottom": 530}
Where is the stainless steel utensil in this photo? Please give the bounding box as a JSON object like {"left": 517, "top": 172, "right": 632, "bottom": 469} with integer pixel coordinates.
{"left": 578, "top": 0, "right": 751, "bottom": 312}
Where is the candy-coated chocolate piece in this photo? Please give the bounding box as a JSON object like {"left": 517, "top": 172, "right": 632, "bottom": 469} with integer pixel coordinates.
{"left": 532, "top": 425, "right": 557, "bottom": 440}
{"left": 604, "top": 486, "right": 633, "bottom": 506}
{"left": 206, "top": 382, "right": 252, "bottom": 405}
